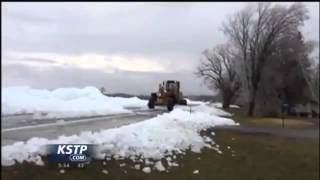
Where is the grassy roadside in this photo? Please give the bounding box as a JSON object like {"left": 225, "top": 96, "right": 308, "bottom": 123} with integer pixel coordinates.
{"left": 2, "top": 130, "right": 319, "bottom": 180}
{"left": 227, "top": 108, "right": 318, "bottom": 129}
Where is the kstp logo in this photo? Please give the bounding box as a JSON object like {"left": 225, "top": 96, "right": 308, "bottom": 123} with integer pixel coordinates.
{"left": 57, "top": 145, "right": 87, "bottom": 154}
{"left": 57, "top": 145, "right": 88, "bottom": 162}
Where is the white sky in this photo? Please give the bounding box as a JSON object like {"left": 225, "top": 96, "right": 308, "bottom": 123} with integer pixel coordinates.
{"left": 1, "top": 2, "right": 319, "bottom": 95}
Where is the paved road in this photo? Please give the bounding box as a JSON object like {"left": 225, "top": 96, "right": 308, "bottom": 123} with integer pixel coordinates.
{"left": 2, "top": 106, "right": 317, "bottom": 147}
{"left": 1, "top": 108, "right": 167, "bottom": 146}
{"left": 212, "top": 124, "right": 319, "bottom": 139}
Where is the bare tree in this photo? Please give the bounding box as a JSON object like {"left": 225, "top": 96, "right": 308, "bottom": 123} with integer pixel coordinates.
{"left": 255, "top": 32, "right": 315, "bottom": 116}
{"left": 196, "top": 44, "right": 241, "bottom": 108}
{"left": 311, "top": 61, "right": 319, "bottom": 105}
{"left": 222, "top": 2, "right": 309, "bottom": 116}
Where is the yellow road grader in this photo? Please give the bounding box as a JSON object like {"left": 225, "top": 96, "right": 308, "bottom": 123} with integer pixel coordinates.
{"left": 148, "top": 80, "right": 188, "bottom": 111}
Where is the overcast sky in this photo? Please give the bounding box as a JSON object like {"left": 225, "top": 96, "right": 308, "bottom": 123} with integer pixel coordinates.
{"left": 2, "top": 2, "right": 319, "bottom": 95}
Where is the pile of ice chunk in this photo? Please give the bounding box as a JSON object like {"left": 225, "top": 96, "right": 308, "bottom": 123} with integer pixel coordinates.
{"left": 1, "top": 86, "right": 147, "bottom": 118}
{"left": 2, "top": 105, "right": 238, "bottom": 167}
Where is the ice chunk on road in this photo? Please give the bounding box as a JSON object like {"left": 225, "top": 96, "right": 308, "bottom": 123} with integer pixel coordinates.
{"left": 193, "top": 170, "right": 199, "bottom": 174}
{"left": 101, "top": 169, "right": 108, "bottom": 174}
{"left": 2, "top": 86, "right": 147, "bottom": 118}
{"left": 171, "top": 162, "right": 179, "bottom": 167}
{"left": 142, "top": 167, "right": 151, "bottom": 173}
{"left": 59, "top": 169, "right": 66, "bottom": 174}
{"left": 134, "top": 164, "right": 141, "bottom": 170}
{"left": 154, "top": 161, "right": 166, "bottom": 172}
{"left": 203, "top": 136, "right": 212, "bottom": 143}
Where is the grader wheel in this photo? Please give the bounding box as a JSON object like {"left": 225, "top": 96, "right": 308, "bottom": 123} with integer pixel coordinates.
{"left": 148, "top": 98, "right": 155, "bottom": 109}
{"left": 167, "top": 98, "right": 175, "bottom": 111}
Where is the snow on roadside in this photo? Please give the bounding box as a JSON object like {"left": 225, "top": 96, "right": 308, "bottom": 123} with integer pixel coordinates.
{"left": 185, "top": 98, "right": 209, "bottom": 105}
{"left": 1, "top": 105, "right": 238, "bottom": 167}
{"left": 177, "top": 104, "right": 232, "bottom": 117}
{"left": 1, "top": 86, "right": 147, "bottom": 118}
{"left": 211, "top": 102, "right": 240, "bottom": 109}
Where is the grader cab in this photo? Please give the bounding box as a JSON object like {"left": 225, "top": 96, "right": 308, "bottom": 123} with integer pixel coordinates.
{"left": 148, "top": 80, "right": 187, "bottom": 111}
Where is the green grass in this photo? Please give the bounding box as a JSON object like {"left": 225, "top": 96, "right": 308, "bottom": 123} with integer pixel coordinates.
{"left": 2, "top": 130, "right": 319, "bottom": 180}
